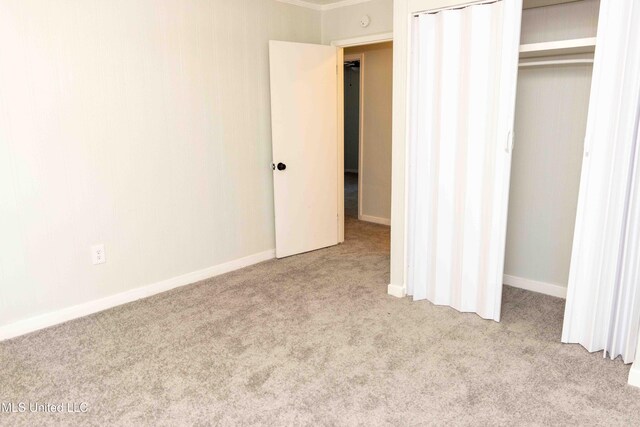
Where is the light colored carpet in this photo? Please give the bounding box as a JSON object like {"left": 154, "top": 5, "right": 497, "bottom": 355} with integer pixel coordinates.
{"left": 1, "top": 218, "right": 640, "bottom": 426}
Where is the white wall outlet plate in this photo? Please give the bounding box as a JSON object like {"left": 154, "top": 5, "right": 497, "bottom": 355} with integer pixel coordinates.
{"left": 91, "top": 244, "right": 106, "bottom": 265}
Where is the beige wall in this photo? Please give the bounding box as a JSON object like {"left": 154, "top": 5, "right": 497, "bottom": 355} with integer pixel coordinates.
{"left": 505, "top": 63, "right": 593, "bottom": 287}
{"left": 520, "top": 0, "right": 600, "bottom": 44}
{"left": 322, "top": 0, "right": 393, "bottom": 44}
{"left": 345, "top": 42, "right": 393, "bottom": 222}
{"left": 0, "top": 0, "right": 320, "bottom": 328}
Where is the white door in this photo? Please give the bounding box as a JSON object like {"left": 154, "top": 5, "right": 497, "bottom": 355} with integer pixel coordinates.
{"left": 269, "top": 40, "right": 338, "bottom": 259}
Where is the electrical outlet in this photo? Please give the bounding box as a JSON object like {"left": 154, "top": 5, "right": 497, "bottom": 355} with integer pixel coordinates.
{"left": 91, "top": 244, "right": 106, "bottom": 265}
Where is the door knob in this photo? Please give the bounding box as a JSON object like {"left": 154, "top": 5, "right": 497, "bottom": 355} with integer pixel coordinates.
{"left": 277, "top": 162, "right": 286, "bottom": 171}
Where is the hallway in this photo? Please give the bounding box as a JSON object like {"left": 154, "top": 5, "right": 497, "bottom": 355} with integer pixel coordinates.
{"left": 344, "top": 172, "right": 358, "bottom": 218}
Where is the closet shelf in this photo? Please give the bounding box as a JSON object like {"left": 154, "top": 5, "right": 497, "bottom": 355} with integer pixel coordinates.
{"left": 519, "top": 37, "right": 596, "bottom": 59}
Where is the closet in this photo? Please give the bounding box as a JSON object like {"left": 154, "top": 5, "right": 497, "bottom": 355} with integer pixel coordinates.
{"left": 504, "top": 0, "right": 600, "bottom": 295}
{"left": 405, "top": 0, "right": 640, "bottom": 362}
{"left": 404, "top": 0, "right": 602, "bottom": 320}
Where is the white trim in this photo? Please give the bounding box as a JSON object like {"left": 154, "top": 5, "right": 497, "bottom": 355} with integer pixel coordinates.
{"left": 388, "top": 274, "right": 567, "bottom": 300}
{"left": 331, "top": 32, "right": 394, "bottom": 48}
{"left": 519, "top": 59, "right": 594, "bottom": 68}
{"left": 519, "top": 37, "right": 596, "bottom": 59}
{"left": 0, "top": 249, "right": 276, "bottom": 341}
{"left": 389, "top": 0, "right": 411, "bottom": 294}
{"left": 629, "top": 364, "right": 640, "bottom": 388}
{"left": 387, "top": 283, "right": 406, "bottom": 298}
{"left": 276, "top": 0, "right": 376, "bottom": 12}
{"left": 359, "top": 214, "right": 391, "bottom": 226}
{"left": 338, "top": 48, "right": 345, "bottom": 243}
{"left": 503, "top": 274, "right": 567, "bottom": 299}
{"left": 358, "top": 53, "right": 364, "bottom": 221}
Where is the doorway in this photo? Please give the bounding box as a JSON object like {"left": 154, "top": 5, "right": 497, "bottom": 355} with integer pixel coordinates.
{"left": 341, "top": 41, "right": 393, "bottom": 236}
{"left": 343, "top": 55, "right": 361, "bottom": 219}
{"left": 267, "top": 36, "right": 392, "bottom": 258}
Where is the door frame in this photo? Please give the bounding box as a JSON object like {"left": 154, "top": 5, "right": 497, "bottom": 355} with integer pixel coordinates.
{"left": 332, "top": 32, "right": 393, "bottom": 243}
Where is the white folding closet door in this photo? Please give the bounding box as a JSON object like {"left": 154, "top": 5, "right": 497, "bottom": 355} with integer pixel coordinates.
{"left": 406, "top": 0, "right": 521, "bottom": 321}
{"left": 562, "top": 0, "right": 640, "bottom": 363}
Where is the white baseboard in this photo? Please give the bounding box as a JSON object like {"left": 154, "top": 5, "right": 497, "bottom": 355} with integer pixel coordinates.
{"left": 388, "top": 276, "right": 564, "bottom": 300}
{"left": 387, "top": 283, "right": 406, "bottom": 298}
{"left": 503, "top": 274, "right": 567, "bottom": 299}
{"left": 0, "top": 249, "right": 276, "bottom": 341}
{"left": 629, "top": 363, "right": 640, "bottom": 388}
{"left": 359, "top": 214, "right": 391, "bottom": 226}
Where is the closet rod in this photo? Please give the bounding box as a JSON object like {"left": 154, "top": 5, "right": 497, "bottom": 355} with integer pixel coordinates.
{"left": 519, "top": 58, "right": 594, "bottom": 68}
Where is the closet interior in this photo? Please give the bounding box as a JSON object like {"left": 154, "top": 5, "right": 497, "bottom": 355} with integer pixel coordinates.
{"left": 504, "top": 0, "right": 600, "bottom": 293}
